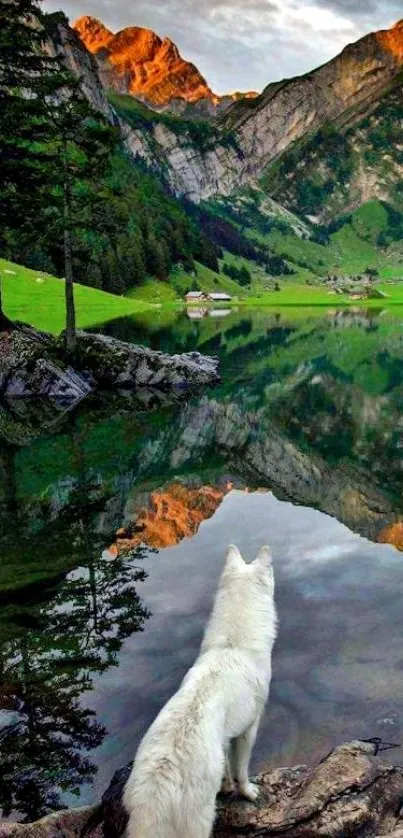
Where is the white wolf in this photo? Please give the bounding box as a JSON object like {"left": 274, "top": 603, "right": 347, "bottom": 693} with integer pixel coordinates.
{"left": 123, "top": 544, "right": 277, "bottom": 838}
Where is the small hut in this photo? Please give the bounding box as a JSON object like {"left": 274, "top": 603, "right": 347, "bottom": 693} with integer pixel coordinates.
{"left": 185, "top": 291, "right": 207, "bottom": 303}
{"left": 207, "top": 292, "right": 232, "bottom": 302}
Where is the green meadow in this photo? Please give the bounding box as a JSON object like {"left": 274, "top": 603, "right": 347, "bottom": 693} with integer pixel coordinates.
{"left": 0, "top": 258, "right": 151, "bottom": 335}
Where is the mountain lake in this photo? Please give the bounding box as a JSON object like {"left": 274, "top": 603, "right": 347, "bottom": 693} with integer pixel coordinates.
{"left": 2, "top": 306, "right": 403, "bottom": 822}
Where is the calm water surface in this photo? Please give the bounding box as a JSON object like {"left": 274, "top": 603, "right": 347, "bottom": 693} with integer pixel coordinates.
{"left": 2, "top": 307, "right": 403, "bottom": 821}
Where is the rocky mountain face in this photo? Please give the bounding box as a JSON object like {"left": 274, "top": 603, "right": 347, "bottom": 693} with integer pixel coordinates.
{"left": 55, "top": 15, "right": 403, "bottom": 205}
{"left": 46, "top": 16, "right": 113, "bottom": 119}
{"left": 263, "top": 74, "right": 403, "bottom": 222}
{"left": 213, "top": 18, "right": 403, "bottom": 200}
{"left": 73, "top": 15, "right": 257, "bottom": 116}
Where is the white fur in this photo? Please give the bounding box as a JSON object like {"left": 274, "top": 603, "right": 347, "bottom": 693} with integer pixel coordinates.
{"left": 123, "top": 544, "right": 277, "bottom": 838}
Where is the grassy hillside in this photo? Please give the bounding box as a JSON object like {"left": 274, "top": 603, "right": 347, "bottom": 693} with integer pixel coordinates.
{"left": 207, "top": 190, "right": 403, "bottom": 284}
{"left": 267, "top": 204, "right": 403, "bottom": 281}
{"left": 127, "top": 260, "right": 249, "bottom": 304}
{"left": 0, "top": 259, "right": 151, "bottom": 335}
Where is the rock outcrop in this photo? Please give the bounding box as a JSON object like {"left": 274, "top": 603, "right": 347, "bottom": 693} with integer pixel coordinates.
{"left": 0, "top": 808, "right": 98, "bottom": 838}
{"left": 213, "top": 740, "right": 403, "bottom": 837}
{"left": 69, "top": 330, "right": 219, "bottom": 390}
{"left": 3, "top": 741, "right": 403, "bottom": 838}
{"left": 0, "top": 325, "right": 219, "bottom": 406}
{"left": 73, "top": 16, "right": 257, "bottom": 116}
{"left": 0, "top": 325, "right": 93, "bottom": 403}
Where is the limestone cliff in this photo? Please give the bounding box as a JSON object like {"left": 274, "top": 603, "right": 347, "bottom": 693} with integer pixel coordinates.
{"left": 46, "top": 16, "right": 113, "bottom": 119}
{"left": 262, "top": 71, "right": 403, "bottom": 221}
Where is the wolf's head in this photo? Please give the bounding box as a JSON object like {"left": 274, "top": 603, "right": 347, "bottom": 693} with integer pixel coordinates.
{"left": 201, "top": 544, "right": 277, "bottom": 657}
{"left": 223, "top": 544, "right": 274, "bottom": 596}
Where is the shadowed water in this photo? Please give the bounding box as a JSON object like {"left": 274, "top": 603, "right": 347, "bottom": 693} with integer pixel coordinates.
{"left": 2, "top": 307, "right": 403, "bottom": 821}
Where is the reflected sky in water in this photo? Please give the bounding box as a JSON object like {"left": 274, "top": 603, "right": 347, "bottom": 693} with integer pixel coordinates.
{"left": 81, "top": 490, "right": 403, "bottom": 802}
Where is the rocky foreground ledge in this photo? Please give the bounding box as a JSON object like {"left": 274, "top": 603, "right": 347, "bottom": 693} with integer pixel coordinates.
{"left": 0, "top": 325, "right": 219, "bottom": 402}
{"left": 3, "top": 741, "right": 403, "bottom": 838}
{"left": 69, "top": 330, "right": 219, "bottom": 390}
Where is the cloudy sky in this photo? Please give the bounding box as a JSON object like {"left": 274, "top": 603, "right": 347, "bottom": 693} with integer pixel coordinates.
{"left": 42, "top": 0, "right": 403, "bottom": 93}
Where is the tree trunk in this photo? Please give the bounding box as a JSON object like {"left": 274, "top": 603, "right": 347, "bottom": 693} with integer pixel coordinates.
{"left": 64, "top": 221, "right": 76, "bottom": 352}
{"left": 0, "top": 444, "right": 18, "bottom": 524}
{"left": 63, "top": 147, "right": 76, "bottom": 353}
{"left": 0, "top": 276, "right": 14, "bottom": 332}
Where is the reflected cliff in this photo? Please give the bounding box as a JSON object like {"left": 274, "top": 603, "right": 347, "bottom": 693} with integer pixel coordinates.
{"left": 107, "top": 481, "right": 234, "bottom": 553}
{"left": 3, "top": 308, "right": 403, "bottom": 574}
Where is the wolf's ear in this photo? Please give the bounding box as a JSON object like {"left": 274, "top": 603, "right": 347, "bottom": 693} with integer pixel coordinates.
{"left": 253, "top": 545, "right": 272, "bottom": 569}
{"left": 225, "top": 544, "right": 245, "bottom": 571}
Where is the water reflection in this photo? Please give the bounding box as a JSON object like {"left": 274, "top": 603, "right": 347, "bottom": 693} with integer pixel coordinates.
{"left": 82, "top": 308, "right": 403, "bottom": 543}
{"left": 185, "top": 307, "right": 235, "bottom": 321}
{"left": 2, "top": 308, "right": 403, "bottom": 819}
{"left": 108, "top": 481, "right": 235, "bottom": 553}
{"left": 187, "top": 307, "right": 208, "bottom": 320}
{"left": 0, "top": 502, "right": 151, "bottom": 821}
{"left": 84, "top": 491, "right": 403, "bottom": 799}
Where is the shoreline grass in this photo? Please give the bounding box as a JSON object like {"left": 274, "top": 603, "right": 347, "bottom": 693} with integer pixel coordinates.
{"left": 1, "top": 258, "right": 152, "bottom": 335}
{"left": 3, "top": 257, "right": 403, "bottom": 340}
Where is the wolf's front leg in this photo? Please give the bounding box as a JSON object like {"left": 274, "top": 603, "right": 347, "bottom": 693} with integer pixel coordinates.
{"left": 233, "top": 715, "right": 261, "bottom": 802}
{"left": 220, "top": 746, "right": 235, "bottom": 794}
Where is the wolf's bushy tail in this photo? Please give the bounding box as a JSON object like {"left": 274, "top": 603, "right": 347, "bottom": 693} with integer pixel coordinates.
{"left": 124, "top": 760, "right": 185, "bottom": 838}
{"left": 126, "top": 806, "right": 177, "bottom": 838}
{"left": 124, "top": 760, "right": 216, "bottom": 838}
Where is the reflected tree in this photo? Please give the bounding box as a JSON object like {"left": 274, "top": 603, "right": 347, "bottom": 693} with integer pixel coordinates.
{"left": 0, "top": 443, "right": 18, "bottom": 519}
{"left": 0, "top": 642, "right": 106, "bottom": 821}
{"left": 0, "top": 501, "right": 151, "bottom": 821}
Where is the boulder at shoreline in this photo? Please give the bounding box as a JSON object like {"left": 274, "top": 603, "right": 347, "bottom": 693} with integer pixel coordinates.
{"left": 67, "top": 330, "right": 220, "bottom": 391}
{"left": 3, "top": 741, "right": 403, "bottom": 838}
{"left": 0, "top": 324, "right": 219, "bottom": 403}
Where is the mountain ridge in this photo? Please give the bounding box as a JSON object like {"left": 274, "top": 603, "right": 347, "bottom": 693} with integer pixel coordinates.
{"left": 59, "top": 13, "right": 403, "bottom": 214}
{"left": 73, "top": 15, "right": 258, "bottom": 115}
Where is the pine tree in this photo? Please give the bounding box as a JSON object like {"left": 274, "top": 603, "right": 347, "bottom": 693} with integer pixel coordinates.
{"left": 37, "top": 79, "right": 118, "bottom": 349}
{"left": 239, "top": 265, "right": 251, "bottom": 286}
{"left": 146, "top": 233, "right": 168, "bottom": 280}
{"left": 0, "top": 0, "right": 61, "bottom": 329}
{"left": 0, "top": 0, "right": 62, "bottom": 216}
{"left": 0, "top": 0, "right": 118, "bottom": 347}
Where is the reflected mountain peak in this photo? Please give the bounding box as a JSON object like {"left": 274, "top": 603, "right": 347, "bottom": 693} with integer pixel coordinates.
{"left": 110, "top": 480, "right": 235, "bottom": 552}
{"left": 377, "top": 521, "right": 403, "bottom": 551}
